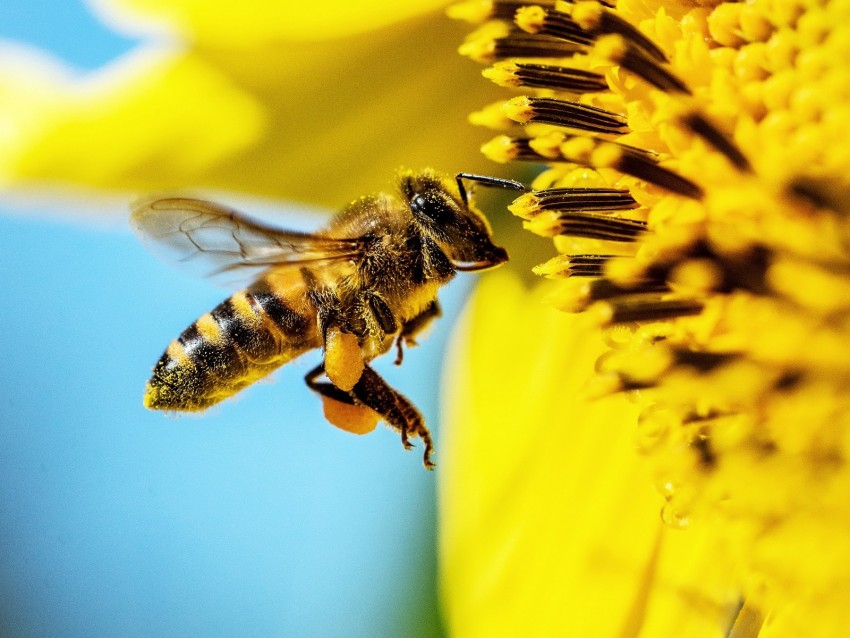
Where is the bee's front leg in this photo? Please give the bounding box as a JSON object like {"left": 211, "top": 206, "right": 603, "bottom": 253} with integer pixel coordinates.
{"left": 394, "top": 300, "right": 442, "bottom": 365}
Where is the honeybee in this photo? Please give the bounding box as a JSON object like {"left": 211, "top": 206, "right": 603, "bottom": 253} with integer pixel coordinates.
{"left": 131, "top": 169, "right": 524, "bottom": 468}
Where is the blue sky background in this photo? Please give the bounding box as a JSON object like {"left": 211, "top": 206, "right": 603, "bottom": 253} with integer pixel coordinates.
{"left": 0, "top": 3, "right": 456, "bottom": 635}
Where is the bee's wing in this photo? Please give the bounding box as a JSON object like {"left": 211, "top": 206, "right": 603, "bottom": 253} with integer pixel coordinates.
{"left": 130, "top": 196, "right": 363, "bottom": 288}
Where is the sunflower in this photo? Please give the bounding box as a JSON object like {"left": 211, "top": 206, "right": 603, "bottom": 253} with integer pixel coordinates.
{"left": 4, "top": 0, "right": 849, "bottom": 635}
{"left": 441, "top": 1, "right": 850, "bottom": 636}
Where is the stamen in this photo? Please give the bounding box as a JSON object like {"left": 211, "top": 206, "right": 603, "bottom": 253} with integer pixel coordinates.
{"left": 447, "top": 0, "right": 559, "bottom": 23}
{"left": 510, "top": 187, "right": 638, "bottom": 219}
{"left": 681, "top": 111, "right": 752, "bottom": 172}
{"left": 590, "top": 142, "right": 704, "bottom": 199}
{"left": 483, "top": 132, "right": 578, "bottom": 162}
{"left": 552, "top": 278, "right": 671, "bottom": 312}
{"left": 672, "top": 349, "right": 740, "bottom": 372}
{"left": 516, "top": 5, "right": 595, "bottom": 46}
{"left": 483, "top": 61, "right": 608, "bottom": 93}
{"left": 617, "top": 377, "right": 656, "bottom": 391}
{"left": 481, "top": 135, "right": 550, "bottom": 163}
{"left": 690, "top": 428, "right": 716, "bottom": 469}
{"left": 788, "top": 176, "right": 850, "bottom": 214}
{"left": 524, "top": 210, "right": 647, "bottom": 240}
{"left": 568, "top": 1, "right": 668, "bottom": 62}
{"left": 605, "top": 254, "right": 655, "bottom": 288}
{"left": 603, "top": 348, "right": 743, "bottom": 397}
{"left": 715, "top": 247, "right": 771, "bottom": 294}
{"left": 668, "top": 258, "right": 726, "bottom": 294}
{"left": 680, "top": 410, "right": 729, "bottom": 425}
{"left": 666, "top": 241, "right": 771, "bottom": 294}
{"left": 515, "top": 3, "right": 667, "bottom": 63}
{"left": 774, "top": 371, "right": 804, "bottom": 391}
{"left": 531, "top": 132, "right": 572, "bottom": 159}
{"left": 589, "top": 295, "right": 704, "bottom": 324}
{"left": 586, "top": 279, "right": 671, "bottom": 300}
{"left": 488, "top": 134, "right": 703, "bottom": 199}
{"left": 501, "top": 30, "right": 587, "bottom": 59}
{"left": 460, "top": 25, "right": 585, "bottom": 63}
{"left": 595, "top": 35, "right": 691, "bottom": 94}
{"left": 503, "top": 96, "right": 629, "bottom": 134}
{"left": 533, "top": 254, "right": 615, "bottom": 277}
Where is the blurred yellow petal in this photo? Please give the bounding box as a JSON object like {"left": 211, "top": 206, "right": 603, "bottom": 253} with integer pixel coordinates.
{"left": 0, "top": 46, "right": 264, "bottom": 191}
{"left": 92, "top": 0, "right": 449, "bottom": 42}
{"left": 0, "top": 2, "right": 505, "bottom": 211}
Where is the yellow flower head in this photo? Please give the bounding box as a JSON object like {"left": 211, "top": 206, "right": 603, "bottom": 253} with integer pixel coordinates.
{"left": 444, "top": 0, "right": 850, "bottom": 635}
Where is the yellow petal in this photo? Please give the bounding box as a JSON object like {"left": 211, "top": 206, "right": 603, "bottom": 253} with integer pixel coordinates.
{"left": 0, "top": 46, "right": 264, "bottom": 191}
{"left": 93, "top": 0, "right": 450, "bottom": 43}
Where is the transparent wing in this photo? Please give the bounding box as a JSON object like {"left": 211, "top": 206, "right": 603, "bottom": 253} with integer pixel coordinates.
{"left": 130, "top": 196, "right": 364, "bottom": 288}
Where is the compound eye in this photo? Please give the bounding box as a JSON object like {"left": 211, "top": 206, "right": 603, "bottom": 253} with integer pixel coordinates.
{"left": 410, "top": 192, "right": 452, "bottom": 223}
{"left": 410, "top": 194, "right": 428, "bottom": 214}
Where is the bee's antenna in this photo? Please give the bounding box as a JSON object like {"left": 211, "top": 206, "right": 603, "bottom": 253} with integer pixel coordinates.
{"left": 456, "top": 173, "right": 526, "bottom": 207}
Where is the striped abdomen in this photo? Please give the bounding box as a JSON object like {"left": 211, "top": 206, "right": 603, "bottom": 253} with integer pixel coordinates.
{"left": 144, "top": 270, "right": 321, "bottom": 411}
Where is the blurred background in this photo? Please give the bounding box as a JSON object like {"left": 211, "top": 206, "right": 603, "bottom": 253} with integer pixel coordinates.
{"left": 0, "top": 3, "right": 462, "bottom": 635}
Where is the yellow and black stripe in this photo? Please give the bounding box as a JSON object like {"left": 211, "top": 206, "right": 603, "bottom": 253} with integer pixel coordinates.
{"left": 144, "top": 269, "right": 321, "bottom": 411}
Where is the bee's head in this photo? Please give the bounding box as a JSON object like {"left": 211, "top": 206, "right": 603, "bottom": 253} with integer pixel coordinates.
{"left": 401, "top": 170, "right": 522, "bottom": 271}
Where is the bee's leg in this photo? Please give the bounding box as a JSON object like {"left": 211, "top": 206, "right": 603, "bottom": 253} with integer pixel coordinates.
{"left": 313, "top": 290, "right": 367, "bottom": 392}
{"left": 306, "top": 364, "right": 434, "bottom": 468}
{"left": 305, "top": 363, "right": 354, "bottom": 405}
{"left": 364, "top": 292, "right": 398, "bottom": 335}
{"left": 350, "top": 365, "right": 435, "bottom": 469}
{"left": 363, "top": 290, "right": 406, "bottom": 362}
{"left": 306, "top": 363, "right": 383, "bottom": 435}
{"left": 394, "top": 300, "right": 442, "bottom": 365}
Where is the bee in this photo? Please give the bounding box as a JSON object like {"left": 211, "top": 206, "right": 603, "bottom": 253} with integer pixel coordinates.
{"left": 131, "top": 169, "right": 524, "bottom": 468}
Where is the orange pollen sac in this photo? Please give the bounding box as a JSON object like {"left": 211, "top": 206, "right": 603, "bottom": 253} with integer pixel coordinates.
{"left": 321, "top": 396, "right": 380, "bottom": 435}
{"left": 324, "top": 326, "right": 365, "bottom": 392}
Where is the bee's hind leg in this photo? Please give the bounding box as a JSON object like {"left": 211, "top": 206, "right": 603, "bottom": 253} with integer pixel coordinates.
{"left": 305, "top": 363, "right": 354, "bottom": 405}
{"left": 306, "top": 363, "right": 382, "bottom": 437}
{"left": 305, "top": 364, "right": 434, "bottom": 468}
{"left": 350, "top": 366, "right": 435, "bottom": 469}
